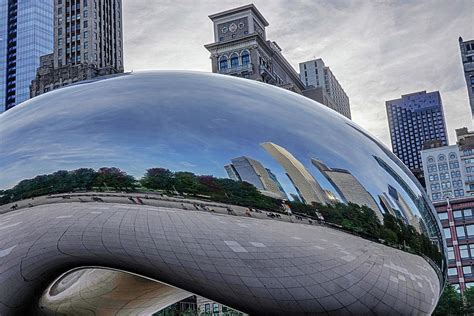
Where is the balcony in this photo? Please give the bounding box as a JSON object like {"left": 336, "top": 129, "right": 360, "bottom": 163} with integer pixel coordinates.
{"left": 219, "top": 63, "right": 253, "bottom": 75}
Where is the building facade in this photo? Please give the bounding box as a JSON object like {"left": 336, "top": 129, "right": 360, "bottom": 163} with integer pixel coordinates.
{"left": 421, "top": 145, "right": 467, "bottom": 202}
{"left": 386, "top": 90, "right": 448, "bottom": 186}
{"left": 225, "top": 156, "right": 287, "bottom": 199}
{"left": 435, "top": 197, "right": 474, "bottom": 293}
{"left": 299, "top": 59, "right": 351, "bottom": 119}
{"left": 0, "top": 0, "right": 54, "bottom": 112}
{"left": 204, "top": 4, "right": 305, "bottom": 94}
{"left": 459, "top": 37, "right": 474, "bottom": 117}
{"left": 421, "top": 127, "right": 474, "bottom": 203}
{"left": 30, "top": 0, "right": 123, "bottom": 97}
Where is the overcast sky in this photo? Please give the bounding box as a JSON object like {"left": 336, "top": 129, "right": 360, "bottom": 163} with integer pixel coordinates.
{"left": 122, "top": 0, "right": 473, "bottom": 147}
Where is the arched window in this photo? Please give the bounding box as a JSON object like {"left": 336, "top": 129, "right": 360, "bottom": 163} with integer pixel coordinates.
{"left": 230, "top": 53, "right": 239, "bottom": 68}
{"left": 438, "top": 154, "right": 445, "bottom": 162}
{"left": 449, "top": 153, "right": 457, "bottom": 160}
{"left": 241, "top": 50, "right": 250, "bottom": 65}
{"left": 427, "top": 156, "right": 435, "bottom": 163}
{"left": 219, "top": 56, "right": 228, "bottom": 70}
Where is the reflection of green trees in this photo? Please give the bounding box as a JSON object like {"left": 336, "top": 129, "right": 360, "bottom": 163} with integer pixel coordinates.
{"left": 0, "top": 167, "right": 281, "bottom": 211}
{"left": 141, "top": 168, "right": 281, "bottom": 210}
{"left": 1, "top": 166, "right": 443, "bottom": 266}
{"left": 288, "top": 201, "right": 443, "bottom": 266}
{"left": 432, "top": 283, "right": 474, "bottom": 315}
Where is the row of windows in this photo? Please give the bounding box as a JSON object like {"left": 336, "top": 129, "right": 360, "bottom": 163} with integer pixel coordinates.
{"left": 218, "top": 50, "right": 250, "bottom": 70}
{"left": 444, "top": 225, "right": 474, "bottom": 239}
{"left": 439, "top": 208, "right": 473, "bottom": 220}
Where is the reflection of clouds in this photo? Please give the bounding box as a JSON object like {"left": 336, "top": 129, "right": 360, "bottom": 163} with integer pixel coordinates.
{"left": 179, "top": 161, "right": 197, "bottom": 168}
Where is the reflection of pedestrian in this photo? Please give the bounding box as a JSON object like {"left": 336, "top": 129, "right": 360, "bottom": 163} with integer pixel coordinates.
{"left": 245, "top": 209, "right": 252, "bottom": 217}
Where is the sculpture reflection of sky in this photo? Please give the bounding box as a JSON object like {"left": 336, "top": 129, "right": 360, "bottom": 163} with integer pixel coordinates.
{"left": 0, "top": 71, "right": 442, "bottom": 242}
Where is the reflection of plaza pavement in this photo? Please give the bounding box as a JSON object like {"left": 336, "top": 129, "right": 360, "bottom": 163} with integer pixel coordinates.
{"left": 0, "top": 192, "right": 305, "bottom": 224}
{"left": 0, "top": 201, "right": 439, "bottom": 315}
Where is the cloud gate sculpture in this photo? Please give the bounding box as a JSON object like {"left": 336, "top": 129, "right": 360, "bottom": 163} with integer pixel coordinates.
{"left": 0, "top": 72, "right": 445, "bottom": 315}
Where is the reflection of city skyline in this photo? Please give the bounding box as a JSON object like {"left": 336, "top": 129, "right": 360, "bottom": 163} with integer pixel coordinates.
{"left": 224, "top": 156, "right": 287, "bottom": 200}
{"left": 261, "top": 142, "right": 329, "bottom": 205}
{"left": 311, "top": 158, "right": 383, "bottom": 221}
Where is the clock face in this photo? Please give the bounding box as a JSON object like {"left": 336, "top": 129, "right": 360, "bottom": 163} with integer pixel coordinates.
{"left": 229, "top": 23, "right": 237, "bottom": 33}
{"left": 222, "top": 26, "right": 228, "bottom": 34}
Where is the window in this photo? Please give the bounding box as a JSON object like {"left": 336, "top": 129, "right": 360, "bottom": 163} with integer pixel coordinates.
{"left": 204, "top": 304, "right": 210, "bottom": 312}
{"left": 467, "top": 225, "right": 474, "bottom": 236}
{"left": 230, "top": 53, "right": 239, "bottom": 68}
{"left": 84, "top": 31, "right": 88, "bottom": 38}
{"left": 465, "top": 209, "right": 473, "bottom": 218}
{"left": 464, "top": 266, "right": 473, "bottom": 276}
{"left": 460, "top": 245, "right": 470, "bottom": 258}
{"left": 457, "top": 226, "right": 466, "bottom": 238}
{"left": 444, "top": 227, "right": 451, "bottom": 239}
{"left": 438, "top": 212, "right": 448, "bottom": 220}
{"left": 454, "top": 210, "right": 463, "bottom": 219}
{"left": 58, "top": 7, "right": 62, "bottom": 14}
{"left": 219, "top": 56, "right": 227, "bottom": 70}
{"left": 448, "top": 246, "right": 455, "bottom": 260}
{"left": 241, "top": 50, "right": 250, "bottom": 65}
{"left": 212, "top": 303, "right": 219, "bottom": 313}
{"left": 84, "top": 20, "right": 88, "bottom": 28}
{"left": 84, "top": 9, "right": 88, "bottom": 17}
{"left": 448, "top": 267, "right": 457, "bottom": 276}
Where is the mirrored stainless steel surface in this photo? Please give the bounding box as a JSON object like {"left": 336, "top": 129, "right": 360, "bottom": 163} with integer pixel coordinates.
{"left": 0, "top": 71, "right": 446, "bottom": 315}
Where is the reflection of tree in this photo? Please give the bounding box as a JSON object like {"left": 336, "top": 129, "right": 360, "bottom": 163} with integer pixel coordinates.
{"left": 288, "top": 201, "right": 443, "bottom": 266}
{"left": 141, "top": 168, "right": 281, "bottom": 210}
{"left": 0, "top": 167, "right": 282, "bottom": 212}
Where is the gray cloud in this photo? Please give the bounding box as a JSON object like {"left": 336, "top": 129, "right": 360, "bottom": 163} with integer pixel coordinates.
{"left": 123, "top": 0, "right": 473, "bottom": 147}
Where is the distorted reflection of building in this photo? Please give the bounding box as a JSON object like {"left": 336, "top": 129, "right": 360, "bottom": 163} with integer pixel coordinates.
{"left": 374, "top": 155, "right": 437, "bottom": 238}
{"left": 225, "top": 156, "right": 287, "bottom": 199}
{"left": 261, "top": 142, "right": 328, "bottom": 204}
{"left": 311, "top": 159, "right": 382, "bottom": 221}
{"left": 388, "top": 185, "right": 422, "bottom": 233}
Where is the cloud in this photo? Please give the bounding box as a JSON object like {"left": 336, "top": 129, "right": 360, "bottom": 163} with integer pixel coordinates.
{"left": 123, "top": 0, "right": 473, "bottom": 146}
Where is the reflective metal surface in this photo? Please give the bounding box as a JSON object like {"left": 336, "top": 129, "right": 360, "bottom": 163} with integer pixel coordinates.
{"left": 0, "top": 71, "right": 446, "bottom": 315}
{"left": 39, "top": 268, "right": 192, "bottom": 315}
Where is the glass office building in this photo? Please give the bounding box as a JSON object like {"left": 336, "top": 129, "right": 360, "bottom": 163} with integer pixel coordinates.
{"left": 0, "top": 0, "right": 53, "bottom": 112}
{"left": 386, "top": 91, "right": 448, "bottom": 179}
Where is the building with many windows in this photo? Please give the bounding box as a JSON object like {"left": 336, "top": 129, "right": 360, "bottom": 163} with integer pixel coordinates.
{"left": 0, "top": 0, "right": 54, "bottom": 112}
{"left": 421, "top": 145, "right": 467, "bottom": 202}
{"left": 386, "top": 90, "right": 448, "bottom": 187}
{"left": 436, "top": 197, "right": 474, "bottom": 293}
{"left": 204, "top": 4, "right": 351, "bottom": 119}
{"left": 299, "top": 58, "right": 351, "bottom": 119}
{"left": 459, "top": 37, "right": 474, "bottom": 117}
{"left": 421, "top": 127, "right": 474, "bottom": 203}
{"left": 30, "top": 0, "right": 123, "bottom": 97}
{"left": 204, "top": 4, "right": 304, "bottom": 94}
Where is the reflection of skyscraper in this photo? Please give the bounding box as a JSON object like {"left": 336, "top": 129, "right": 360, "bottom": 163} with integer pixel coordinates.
{"left": 388, "top": 184, "right": 422, "bottom": 233}
{"left": 311, "top": 159, "right": 382, "bottom": 221}
{"left": 224, "top": 164, "right": 241, "bottom": 182}
{"left": 261, "top": 142, "right": 328, "bottom": 204}
{"left": 374, "top": 155, "right": 438, "bottom": 238}
{"left": 225, "top": 156, "right": 287, "bottom": 199}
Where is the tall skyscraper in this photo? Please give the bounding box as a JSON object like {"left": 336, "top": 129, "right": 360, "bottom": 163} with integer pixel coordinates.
{"left": 0, "top": 0, "right": 54, "bottom": 112}
{"left": 459, "top": 37, "right": 474, "bottom": 116}
{"left": 30, "top": 0, "right": 123, "bottom": 97}
{"left": 261, "top": 142, "right": 328, "bottom": 204}
{"left": 225, "top": 156, "right": 287, "bottom": 199}
{"left": 299, "top": 59, "right": 351, "bottom": 119}
{"left": 386, "top": 90, "right": 448, "bottom": 186}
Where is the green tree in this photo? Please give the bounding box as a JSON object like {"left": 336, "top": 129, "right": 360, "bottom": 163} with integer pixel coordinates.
{"left": 95, "top": 167, "right": 136, "bottom": 191}
{"left": 464, "top": 286, "right": 474, "bottom": 314}
{"left": 141, "top": 168, "right": 174, "bottom": 191}
{"left": 433, "top": 283, "right": 464, "bottom": 315}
